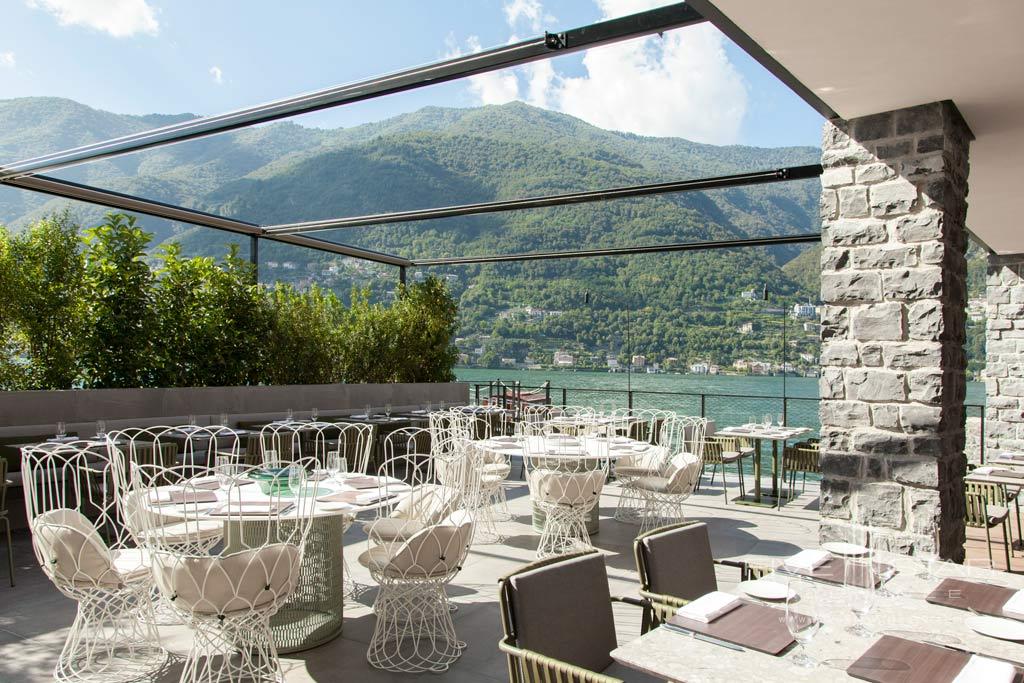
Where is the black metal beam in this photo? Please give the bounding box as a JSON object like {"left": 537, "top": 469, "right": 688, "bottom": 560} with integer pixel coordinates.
{"left": 1, "top": 174, "right": 412, "bottom": 266}
{"left": 411, "top": 233, "right": 821, "bottom": 266}
{"left": 0, "top": 4, "right": 705, "bottom": 181}
{"left": 265, "top": 164, "right": 823, "bottom": 235}
{"left": 249, "top": 235, "right": 260, "bottom": 279}
{"left": 684, "top": 0, "right": 840, "bottom": 121}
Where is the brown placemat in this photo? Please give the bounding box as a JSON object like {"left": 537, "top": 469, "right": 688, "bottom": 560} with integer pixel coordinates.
{"left": 668, "top": 600, "right": 797, "bottom": 655}
{"left": 345, "top": 476, "right": 385, "bottom": 489}
{"left": 207, "top": 501, "right": 291, "bottom": 516}
{"left": 784, "top": 556, "right": 888, "bottom": 588}
{"left": 847, "top": 636, "right": 970, "bottom": 683}
{"left": 926, "top": 578, "right": 1020, "bottom": 618}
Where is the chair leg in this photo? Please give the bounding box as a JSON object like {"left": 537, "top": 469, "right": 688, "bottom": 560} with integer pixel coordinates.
{"left": 738, "top": 463, "right": 746, "bottom": 498}
{"left": 1005, "top": 521, "right": 1013, "bottom": 571}
{"left": 1, "top": 516, "right": 12, "bottom": 587}
{"left": 722, "top": 466, "right": 729, "bottom": 505}
{"left": 696, "top": 464, "right": 705, "bottom": 492}
{"left": 986, "top": 525, "right": 995, "bottom": 566}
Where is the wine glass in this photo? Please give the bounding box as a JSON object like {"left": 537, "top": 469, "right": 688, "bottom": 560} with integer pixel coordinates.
{"left": 215, "top": 455, "right": 235, "bottom": 492}
{"left": 286, "top": 408, "right": 294, "bottom": 422}
{"left": 776, "top": 413, "right": 784, "bottom": 428}
{"left": 95, "top": 420, "right": 107, "bottom": 439}
{"left": 785, "top": 578, "right": 821, "bottom": 668}
{"left": 762, "top": 414, "right": 772, "bottom": 429}
{"left": 425, "top": 401, "right": 433, "bottom": 413}
{"left": 869, "top": 539, "right": 898, "bottom": 597}
{"left": 385, "top": 403, "right": 392, "bottom": 420}
{"left": 364, "top": 404, "right": 372, "bottom": 419}
{"left": 55, "top": 421, "right": 67, "bottom": 439}
{"left": 219, "top": 413, "right": 229, "bottom": 427}
{"left": 311, "top": 407, "right": 319, "bottom": 421}
{"left": 188, "top": 414, "right": 197, "bottom": 428}
{"left": 439, "top": 401, "right": 446, "bottom": 411}
{"left": 845, "top": 557, "right": 877, "bottom": 637}
{"left": 326, "top": 451, "right": 348, "bottom": 482}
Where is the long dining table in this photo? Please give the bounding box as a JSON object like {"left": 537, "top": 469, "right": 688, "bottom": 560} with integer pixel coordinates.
{"left": 611, "top": 552, "right": 1024, "bottom": 682}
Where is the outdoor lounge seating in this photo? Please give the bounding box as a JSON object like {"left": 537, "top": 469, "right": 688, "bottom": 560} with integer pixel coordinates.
{"left": 696, "top": 435, "right": 748, "bottom": 504}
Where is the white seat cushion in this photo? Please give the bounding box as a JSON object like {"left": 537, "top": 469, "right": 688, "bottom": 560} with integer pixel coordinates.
{"left": 633, "top": 476, "right": 672, "bottom": 493}
{"left": 111, "top": 548, "right": 151, "bottom": 582}
{"left": 615, "top": 465, "right": 659, "bottom": 479}
{"left": 482, "top": 463, "right": 511, "bottom": 478}
{"left": 363, "top": 518, "right": 426, "bottom": 543}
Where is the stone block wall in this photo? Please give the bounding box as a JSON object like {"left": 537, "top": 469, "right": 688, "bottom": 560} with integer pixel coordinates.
{"left": 819, "top": 101, "right": 971, "bottom": 559}
{"left": 985, "top": 254, "right": 1024, "bottom": 453}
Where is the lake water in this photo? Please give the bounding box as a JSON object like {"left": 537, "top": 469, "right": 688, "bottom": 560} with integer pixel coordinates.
{"left": 456, "top": 368, "right": 986, "bottom": 437}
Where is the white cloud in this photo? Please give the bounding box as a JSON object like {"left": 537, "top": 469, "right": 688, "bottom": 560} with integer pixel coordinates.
{"left": 447, "top": 35, "right": 520, "bottom": 106}
{"left": 27, "top": 0, "right": 159, "bottom": 38}
{"left": 0, "top": 52, "right": 14, "bottom": 69}
{"left": 462, "top": 0, "right": 748, "bottom": 144}
{"left": 503, "top": 0, "right": 548, "bottom": 32}
{"left": 209, "top": 65, "right": 223, "bottom": 85}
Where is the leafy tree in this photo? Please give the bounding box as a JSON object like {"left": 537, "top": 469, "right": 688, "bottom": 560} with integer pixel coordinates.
{"left": 392, "top": 276, "right": 459, "bottom": 382}
{"left": 262, "top": 283, "right": 344, "bottom": 385}
{"left": 337, "top": 288, "right": 401, "bottom": 383}
{"left": 81, "top": 213, "right": 159, "bottom": 388}
{"left": 1, "top": 212, "right": 84, "bottom": 389}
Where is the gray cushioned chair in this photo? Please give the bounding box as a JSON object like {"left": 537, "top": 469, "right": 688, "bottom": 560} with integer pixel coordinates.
{"left": 498, "top": 551, "right": 661, "bottom": 683}
{"left": 633, "top": 521, "right": 767, "bottom": 631}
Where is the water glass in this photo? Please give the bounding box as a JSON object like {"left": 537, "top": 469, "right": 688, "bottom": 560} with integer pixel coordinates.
{"left": 439, "top": 401, "right": 446, "bottom": 411}
{"left": 425, "top": 402, "right": 433, "bottom": 412}
{"left": 286, "top": 408, "right": 294, "bottom": 422}
{"left": 845, "top": 558, "right": 877, "bottom": 637}
{"left": 762, "top": 414, "right": 772, "bottom": 429}
{"left": 287, "top": 464, "right": 306, "bottom": 496}
{"left": 364, "top": 404, "right": 372, "bottom": 418}
{"left": 869, "top": 540, "right": 898, "bottom": 597}
{"left": 385, "top": 403, "right": 392, "bottom": 419}
{"left": 95, "top": 420, "right": 107, "bottom": 438}
{"left": 188, "top": 414, "right": 197, "bottom": 427}
{"left": 215, "top": 455, "right": 235, "bottom": 491}
{"left": 785, "top": 579, "right": 821, "bottom": 667}
{"left": 326, "top": 451, "right": 348, "bottom": 481}
{"left": 55, "top": 421, "right": 66, "bottom": 438}
{"left": 219, "top": 413, "right": 229, "bottom": 427}
{"left": 916, "top": 546, "right": 938, "bottom": 580}
{"left": 311, "top": 407, "right": 319, "bottom": 421}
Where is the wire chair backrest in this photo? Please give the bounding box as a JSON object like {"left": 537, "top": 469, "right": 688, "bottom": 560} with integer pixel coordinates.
{"left": 21, "top": 442, "right": 133, "bottom": 590}
{"left": 429, "top": 410, "right": 471, "bottom": 460}
{"left": 332, "top": 421, "right": 376, "bottom": 475}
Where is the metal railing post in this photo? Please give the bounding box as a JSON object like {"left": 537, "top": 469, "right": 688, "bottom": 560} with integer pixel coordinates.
{"left": 475, "top": 384, "right": 480, "bottom": 405}
{"left": 980, "top": 405, "right": 986, "bottom": 464}
{"left": 628, "top": 390, "right": 634, "bottom": 411}
{"left": 545, "top": 383, "right": 551, "bottom": 405}
{"left": 783, "top": 397, "right": 788, "bottom": 426}
{"left": 561, "top": 388, "right": 567, "bottom": 407}
{"left": 700, "top": 393, "right": 706, "bottom": 418}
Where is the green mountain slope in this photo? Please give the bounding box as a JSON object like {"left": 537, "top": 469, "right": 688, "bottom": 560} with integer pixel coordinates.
{"left": 0, "top": 97, "right": 823, "bottom": 369}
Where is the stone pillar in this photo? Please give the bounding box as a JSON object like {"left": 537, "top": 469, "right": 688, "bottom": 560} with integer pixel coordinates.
{"left": 985, "top": 254, "right": 1024, "bottom": 453}
{"left": 818, "top": 101, "right": 972, "bottom": 559}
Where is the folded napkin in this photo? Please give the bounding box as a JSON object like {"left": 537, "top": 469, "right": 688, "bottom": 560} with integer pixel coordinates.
{"left": 1001, "top": 453, "right": 1024, "bottom": 461}
{"left": 345, "top": 476, "right": 386, "bottom": 489}
{"left": 46, "top": 436, "right": 76, "bottom": 443}
{"left": 207, "top": 501, "right": 290, "bottom": 516}
{"left": 1002, "top": 590, "right": 1024, "bottom": 620}
{"left": 785, "top": 549, "right": 831, "bottom": 572}
{"left": 631, "top": 445, "right": 651, "bottom": 452}
{"left": 317, "top": 491, "right": 364, "bottom": 504}
{"left": 350, "top": 414, "right": 369, "bottom": 419}
{"left": 675, "top": 591, "right": 742, "bottom": 623}
{"left": 193, "top": 478, "right": 254, "bottom": 490}
{"left": 169, "top": 490, "right": 218, "bottom": 504}
{"left": 952, "top": 655, "right": 1016, "bottom": 683}
{"left": 973, "top": 466, "right": 998, "bottom": 474}
{"left": 411, "top": 410, "right": 427, "bottom": 414}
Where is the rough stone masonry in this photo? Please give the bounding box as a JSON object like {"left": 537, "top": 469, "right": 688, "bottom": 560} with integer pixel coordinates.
{"left": 818, "top": 100, "right": 971, "bottom": 559}
{"left": 985, "top": 253, "right": 1024, "bottom": 454}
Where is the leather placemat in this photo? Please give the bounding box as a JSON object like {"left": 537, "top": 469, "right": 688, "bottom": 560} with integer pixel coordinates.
{"left": 784, "top": 556, "right": 887, "bottom": 588}
{"left": 926, "top": 578, "right": 1020, "bottom": 618}
{"left": 668, "top": 600, "right": 796, "bottom": 655}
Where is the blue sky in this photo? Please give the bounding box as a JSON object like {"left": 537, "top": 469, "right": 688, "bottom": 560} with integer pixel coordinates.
{"left": 0, "top": 0, "right": 823, "bottom": 149}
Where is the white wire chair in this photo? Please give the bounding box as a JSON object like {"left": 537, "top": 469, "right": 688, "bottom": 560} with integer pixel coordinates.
{"left": 21, "top": 441, "right": 166, "bottom": 683}
{"left": 612, "top": 409, "right": 675, "bottom": 523}
{"left": 358, "top": 503, "right": 478, "bottom": 672}
{"left": 126, "top": 456, "right": 321, "bottom": 682}
{"left": 629, "top": 416, "right": 708, "bottom": 533}
{"left": 524, "top": 433, "right": 607, "bottom": 559}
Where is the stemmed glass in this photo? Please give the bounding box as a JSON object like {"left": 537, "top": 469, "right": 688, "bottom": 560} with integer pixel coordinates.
{"left": 785, "top": 578, "right": 821, "bottom": 668}
{"left": 95, "top": 420, "right": 107, "bottom": 439}
{"left": 776, "top": 413, "right": 784, "bottom": 428}
{"left": 762, "top": 414, "right": 772, "bottom": 429}
{"left": 55, "top": 421, "right": 67, "bottom": 439}
{"left": 311, "top": 407, "right": 319, "bottom": 422}
{"left": 219, "top": 413, "right": 229, "bottom": 427}
{"left": 425, "top": 401, "right": 433, "bottom": 413}
{"left": 869, "top": 539, "right": 898, "bottom": 597}
{"left": 365, "top": 404, "right": 373, "bottom": 419}
{"left": 215, "top": 455, "right": 237, "bottom": 492}
{"left": 385, "top": 403, "right": 392, "bottom": 420}
{"left": 845, "top": 557, "right": 877, "bottom": 637}
{"left": 286, "top": 408, "right": 294, "bottom": 422}
{"left": 326, "top": 451, "right": 348, "bottom": 483}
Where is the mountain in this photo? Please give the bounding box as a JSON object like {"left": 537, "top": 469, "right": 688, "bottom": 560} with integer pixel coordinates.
{"left": 0, "top": 96, "right": 823, "bottom": 369}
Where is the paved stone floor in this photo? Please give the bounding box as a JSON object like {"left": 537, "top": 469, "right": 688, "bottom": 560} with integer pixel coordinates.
{"left": 0, "top": 474, "right": 1016, "bottom": 682}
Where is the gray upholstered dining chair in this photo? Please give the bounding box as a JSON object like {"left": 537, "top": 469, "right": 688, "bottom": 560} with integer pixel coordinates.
{"left": 498, "top": 550, "right": 660, "bottom": 683}
{"left": 633, "top": 521, "right": 769, "bottom": 631}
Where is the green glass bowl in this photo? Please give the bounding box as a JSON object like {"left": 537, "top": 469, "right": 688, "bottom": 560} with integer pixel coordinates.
{"left": 250, "top": 467, "right": 290, "bottom": 495}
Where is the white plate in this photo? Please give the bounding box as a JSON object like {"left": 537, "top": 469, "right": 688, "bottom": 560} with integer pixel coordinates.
{"left": 737, "top": 580, "right": 795, "bottom": 601}
{"left": 821, "top": 542, "right": 870, "bottom": 556}
{"left": 965, "top": 615, "right": 1024, "bottom": 641}
{"left": 491, "top": 436, "right": 518, "bottom": 443}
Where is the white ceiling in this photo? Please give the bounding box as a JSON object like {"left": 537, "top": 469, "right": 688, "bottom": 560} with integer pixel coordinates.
{"left": 700, "top": 0, "right": 1024, "bottom": 254}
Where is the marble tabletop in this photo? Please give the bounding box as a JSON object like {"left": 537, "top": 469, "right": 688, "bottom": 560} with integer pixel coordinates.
{"left": 611, "top": 552, "right": 1024, "bottom": 682}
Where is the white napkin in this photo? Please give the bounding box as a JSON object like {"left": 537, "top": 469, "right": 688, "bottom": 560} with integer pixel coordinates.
{"left": 675, "top": 591, "right": 742, "bottom": 623}
{"left": 1002, "top": 590, "right": 1024, "bottom": 620}
{"left": 785, "top": 549, "right": 831, "bottom": 571}
{"left": 952, "top": 655, "right": 1015, "bottom": 683}
{"left": 973, "top": 466, "right": 997, "bottom": 474}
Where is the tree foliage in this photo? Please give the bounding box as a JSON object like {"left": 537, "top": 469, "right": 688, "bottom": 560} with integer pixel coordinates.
{"left": 0, "top": 213, "right": 459, "bottom": 389}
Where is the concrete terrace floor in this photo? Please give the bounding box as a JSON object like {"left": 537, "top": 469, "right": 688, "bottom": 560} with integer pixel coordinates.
{"left": 0, "top": 475, "right": 1016, "bottom": 682}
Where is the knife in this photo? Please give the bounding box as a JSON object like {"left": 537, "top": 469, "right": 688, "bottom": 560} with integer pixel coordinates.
{"left": 661, "top": 623, "right": 745, "bottom": 652}
{"left": 923, "top": 640, "right": 1024, "bottom": 669}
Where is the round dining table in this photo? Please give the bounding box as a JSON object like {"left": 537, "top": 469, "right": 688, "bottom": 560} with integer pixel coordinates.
{"left": 147, "top": 472, "right": 407, "bottom": 653}
{"left": 476, "top": 434, "right": 663, "bottom": 534}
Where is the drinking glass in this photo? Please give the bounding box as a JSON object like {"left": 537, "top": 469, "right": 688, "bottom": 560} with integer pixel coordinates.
{"left": 425, "top": 401, "right": 433, "bottom": 413}
{"left": 286, "top": 408, "right": 294, "bottom": 422}
{"left": 762, "top": 414, "right": 772, "bottom": 429}
{"left": 916, "top": 546, "right": 938, "bottom": 580}
{"left": 326, "top": 451, "right": 348, "bottom": 482}
{"left": 776, "top": 413, "right": 784, "bottom": 427}
{"left": 311, "top": 407, "right": 319, "bottom": 421}
{"left": 219, "top": 413, "right": 229, "bottom": 427}
{"left": 95, "top": 420, "right": 107, "bottom": 438}
{"left": 439, "top": 401, "right": 446, "bottom": 411}
{"left": 215, "top": 455, "right": 235, "bottom": 491}
{"left": 365, "top": 404, "right": 372, "bottom": 419}
{"left": 845, "top": 558, "right": 877, "bottom": 637}
{"left": 287, "top": 465, "right": 306, "bottom": 496}
{"left": 55, "top": 421, "right": 66, "bottom": 438}
{"left": 869, "top": 539, "right": 898, "bottom": 597}
{"left": 188, "top": 414, "right": 197, "bottom": 427}
{"left": 385, "top": 403, "right": 392, "bottom": 419}
{"left": 785, "top": 579, "right": 821, "bottom": 668}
